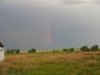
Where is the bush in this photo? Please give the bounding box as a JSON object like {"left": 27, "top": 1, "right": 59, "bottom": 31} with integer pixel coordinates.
{"left": 69, "top": 48, "right": 74, "bottom": 52}
{"left": 28, "top": 48, "right": 36, "bottom": 53}
{"left": 28, "top": 50, "right": 31, "bottom": 53}
{"left": 16, "top": 49, "right": 20, "bottom": 53}
{"left": 91, "top": 45, "right": 99, "bottom": 51}
{"left": 6, "top": 49, "right": 11, "bottom": 54}
{"left": 11, "top": 49, "right": 14, "bottom": 54}
{"left": 53, "top": 49, "right": 56, "bottom": 53}
{"left": 53, "top": 49, "right": 59, "bottom": 53}
{"left": 6, "top": 49, "right": 20, "bottom": 54}
{"left": 31, "top": 48, "right": 36, "bottom": 53}
{"left": 80, "top": 45, "right": 89, "bottom": 52}
{"left": 56, "top": 50, "right": 59, "bottom": 52}
{"left": 62, "top": 48, "right": 68, "bottom": 52}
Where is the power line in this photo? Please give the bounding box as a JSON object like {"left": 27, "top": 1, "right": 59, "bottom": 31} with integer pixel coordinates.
{"left": 0, "top": 4, "right": 66, "bottom": 15}
{"left": 0, "top": 0, "right": 56, "bottom": 9}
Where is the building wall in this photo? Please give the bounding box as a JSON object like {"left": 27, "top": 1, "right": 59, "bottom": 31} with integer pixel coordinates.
{"left": 0, "top": 51, "right": 4, "bottom": 61}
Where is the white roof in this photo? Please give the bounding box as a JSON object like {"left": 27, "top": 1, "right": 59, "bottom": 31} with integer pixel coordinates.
{"left": 0, "top": 47, "right": 5, "bottom": 51}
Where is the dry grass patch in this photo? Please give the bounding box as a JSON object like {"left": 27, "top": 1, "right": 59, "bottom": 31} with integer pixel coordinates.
{"left": 40, "top": 53, "right": 87, "bottom": 64}
{"left": 0, "top": 62, "right": 12, "bottom": 73}
{"left": 1, "top": 54, "right": 39, "bottom": 73}
{"left": 83, "top": 52, "right": 100, "bottom": 55}
{"left": 83, "top": 60, "right": 98, "bottom": 68}
{"left": 1, "top": 52, "right": 100, "bottom": 75}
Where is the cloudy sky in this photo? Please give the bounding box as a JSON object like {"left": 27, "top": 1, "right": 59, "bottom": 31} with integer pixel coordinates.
{"left": 0, "top": 0, "right": 100, "bottom": 50}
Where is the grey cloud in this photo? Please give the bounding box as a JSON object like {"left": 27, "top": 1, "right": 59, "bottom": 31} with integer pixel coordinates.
{"left": 60, "top": 0, "right": 84, "bottom": 4}
{"left": 97, "top": 0, "right": 100, "bottom": 4}
{"left": 60, "top": 0, "right": 100, "bottom": 5}
{"left": 1, "top": 0, "right": 100, "bottom": 50}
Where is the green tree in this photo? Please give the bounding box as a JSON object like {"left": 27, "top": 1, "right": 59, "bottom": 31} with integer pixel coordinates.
{"left": 31, "top": 48, "right": 36, "bottom": 53}
{"left": 62, "top": 48, "right": 68, "bottom": 52}
{"left": 56, "top": 50, "right": 59, "bottom": 52}
{"left": 53, "top": 49, "right": 56, "bottom": 53}
{"left": 11, "top": 49, "right": 14, "bottom": 54}
{"left": 80, "top": 45, "right": 89, "bottom": 52}
{"left": 28, "top": 50, "right": 32, "bottom": 53}
{"left": 16, "top": 49, "right": 20, "bottom": 53}
{"left": 69, "top": 47, "right": 74, "bottom": 52}
{"left": 6, "top": 49, "right": 10, "bottom": 54}
{"left": 91, "top": 45, "right": 99, "bottom": 51}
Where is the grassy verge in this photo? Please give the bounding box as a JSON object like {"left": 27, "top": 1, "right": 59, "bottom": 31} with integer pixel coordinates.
{"left": 1, "top": 52, "right": 100, "bottom": 75}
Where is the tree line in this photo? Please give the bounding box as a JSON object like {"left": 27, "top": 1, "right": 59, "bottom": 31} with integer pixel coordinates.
{"left": 6, "top": 49, "right": 20, "bottom": 54}
{"left": 62, "top": 45, "right": 99, "bottom": 53}
{"left": 80, "top": 45, "right": 99, "bottom": 52}
{"left": 5, "top": 45, "right": 99, "bottom": 54}
{"left": 5, "top": 48, "right": 36, "bottom": 54}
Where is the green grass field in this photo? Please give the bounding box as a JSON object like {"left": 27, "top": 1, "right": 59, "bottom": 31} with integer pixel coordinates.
{"left": 1, "top": 51, "right": 100, "bottom": 75}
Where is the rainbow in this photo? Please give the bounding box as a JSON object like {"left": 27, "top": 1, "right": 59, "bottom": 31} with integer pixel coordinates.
{"left": 43, "top": 14, "right": 53, "bottom": 45}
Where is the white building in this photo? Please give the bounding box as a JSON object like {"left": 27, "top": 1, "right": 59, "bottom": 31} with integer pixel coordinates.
{"left": 0, "top": 42, "right": 4, "bottom": 62}
{"left": 0, "top": 47, "right": 5, "bottom": 61}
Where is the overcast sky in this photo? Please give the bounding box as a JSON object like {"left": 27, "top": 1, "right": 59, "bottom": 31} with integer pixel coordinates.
{"left": 0, "top": 0, "right": 100, "bottom": 50}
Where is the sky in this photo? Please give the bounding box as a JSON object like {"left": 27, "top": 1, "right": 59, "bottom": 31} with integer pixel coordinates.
{"left": 0, "top": 0, "right": 100, "bottom": 50}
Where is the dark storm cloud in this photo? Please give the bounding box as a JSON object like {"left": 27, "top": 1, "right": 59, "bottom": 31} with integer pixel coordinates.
{"left": 0, "top": 0, "right": 100, "bottom": 50}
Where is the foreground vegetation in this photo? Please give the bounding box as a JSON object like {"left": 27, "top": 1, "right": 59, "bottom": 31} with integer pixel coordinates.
{"left": 1, "top": 52, "right": 100, "bottom": 75}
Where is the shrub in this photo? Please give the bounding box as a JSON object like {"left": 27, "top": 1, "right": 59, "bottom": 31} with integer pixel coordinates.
{"left": 56, "top": 50, "right": 59, "bottom": 52}
{"left": 53, "top": 49, "right": 56, "bottom": 53}
{"left": 11, "top": 49, "right": 14, "bottom": 54}
{"left": 31, "top": 48, "right": 36, "bottom": 53}
{"left": 69, "top": 47, "right": 74, "bottom": 52}
{"left": 6, "top": 49, "right": 11, "bottom": 54}
{"left": 91, "top": 45, "right": 99, "bottom": 51}
{"left": 15, "top": 49, "right": 20, "bottom": 53}
{"left": 6, "top": 49, "right": 20, "bottom": 54}
{"left": 28, "top": 48, "right": 36, "bottom": 53}
{"left": 80, "top": 45, "right": 89, "bottom": 52}
{"left": 28, "top": 50, "right": 32, "bottom": 53}
{"left": 62, "top": 48, "right": 68, "bottom": 52}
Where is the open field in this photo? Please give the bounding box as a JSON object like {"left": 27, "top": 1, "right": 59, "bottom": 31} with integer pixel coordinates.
{"left": 1, "top": 52, "right": 100, "bottom": 75}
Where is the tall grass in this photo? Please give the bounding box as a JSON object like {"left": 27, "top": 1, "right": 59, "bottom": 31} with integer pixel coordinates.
{"left": 1, "top": 52, "right": 100, "bottom": 75}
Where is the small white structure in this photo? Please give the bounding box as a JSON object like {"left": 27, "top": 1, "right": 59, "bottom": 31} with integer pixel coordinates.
{"left": 0, "top": 47, "right": 5, "bottom": 61}
{"left": 0, "top": 42, "right": 5, "bottom": 62}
